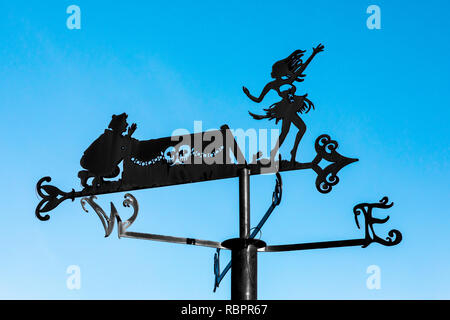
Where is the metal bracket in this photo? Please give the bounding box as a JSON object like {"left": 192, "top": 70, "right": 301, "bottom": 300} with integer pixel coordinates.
{"left": 213, "top": 172, "right": 283, "bottom": 292}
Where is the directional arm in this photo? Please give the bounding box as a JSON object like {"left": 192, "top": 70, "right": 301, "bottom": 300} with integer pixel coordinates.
{"left": 260, "top": 197, "right": 402, "bottom": 253}
{"left": 78, "top": 182, "right": 401, "bottom": 294}
{"left": 80, "top": 193, "right": 226, "bottom": 249}
{"left": 260, "top": 239, "right": 367, "bottom": 252}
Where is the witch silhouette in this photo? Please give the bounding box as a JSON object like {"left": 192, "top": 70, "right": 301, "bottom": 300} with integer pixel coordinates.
{"left": 243, "top": 44, "right": 324, "bottom": 163}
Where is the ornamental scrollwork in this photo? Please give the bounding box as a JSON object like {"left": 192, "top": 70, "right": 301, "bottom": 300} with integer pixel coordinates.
{"left": 353, "top": 196, "right": 402, "bottom": 247}
{"left": 35, "top": 177, "right": 75, "bottom": 221}
{"left": 80, "top": 193, "right": 138, "bottom": 238}
{"left": 312, "top": 134, "right": 358, "bottom": 194}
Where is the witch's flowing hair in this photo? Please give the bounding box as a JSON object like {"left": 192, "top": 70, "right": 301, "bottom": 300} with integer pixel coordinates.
{"left": 271, "top": 49, "right": 307, "bottom": 80}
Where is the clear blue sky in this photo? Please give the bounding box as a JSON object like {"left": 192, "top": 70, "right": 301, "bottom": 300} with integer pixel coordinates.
{"left": 0, "top": 0, "right": 449, "bottom": 299}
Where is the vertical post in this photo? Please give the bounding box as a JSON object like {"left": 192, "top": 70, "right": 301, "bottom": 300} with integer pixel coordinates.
{"left": 239, "top": 168, "right": 251, "bottom": 238}
{"left": 233, "top": 168, "right": 257, "bottom": 300}
{"left": 222, "top": 169, "right": 265, "bottom": 300}
{"left": 230, "top": 239, "right": 258, "bottom": 300}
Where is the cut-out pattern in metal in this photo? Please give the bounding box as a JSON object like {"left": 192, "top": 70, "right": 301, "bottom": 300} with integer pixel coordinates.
{"left": 35, "top": 116, "right": 357, "bottom": 220}
{"left": 80, "top": 193, "right": 225, "bottom": 249}
{"left": 244, "top": 44, "right": 324, "bottom": 163}
{"left": 257, "top": 196, "right": 403, "bottom": 252}
{"left": 312, "top": 134, "right": 358, "bottom": 193}
{"left": 80, "top": 193, "right": 138, "bottom": 238}
{"left": 34, "top": 43, "right": 400, "bottom": 300}
{"left": 36, "top": 177, "right": 75, "bottom": 221}
{"left": 78, "top": 117, "right": 247, "bottom": 190}
{"left": 353, "top": 196, "right": 402, "bottom": 248}
{"left": 35, "top": 46, "right": 359, "bottom": 220}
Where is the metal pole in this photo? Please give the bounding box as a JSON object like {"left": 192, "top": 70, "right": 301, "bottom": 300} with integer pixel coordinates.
{"left": 233, "top": 168, "right": 257, "bottom": 300}
{"left": 239, "top": 168, "right": 251, "bottom": 238}
{"left": 222, "top": 168, "right": 265, "bottom": 300}
{"left": 236, "top": 168, "right": 254, "bottom": 300}
{"left": 230, "top": 238, "right": 258, "bottom": 300}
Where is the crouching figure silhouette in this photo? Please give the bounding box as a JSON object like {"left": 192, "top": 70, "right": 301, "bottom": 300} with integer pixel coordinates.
{"left": 78, "top": 113, "right": 137, "bottom": 188}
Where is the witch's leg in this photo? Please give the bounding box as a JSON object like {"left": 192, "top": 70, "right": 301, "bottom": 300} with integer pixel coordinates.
{"left": 270, "top": 119, "right": 291, "bottom": 161}
{"left": 290, "top": 115, "right": 306, "bottom": 163}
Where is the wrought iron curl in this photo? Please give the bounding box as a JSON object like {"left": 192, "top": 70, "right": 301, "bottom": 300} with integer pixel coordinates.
{"left": 118, "top": 193, "right": 139, "bottom": 234}
{"left": 353, "top": 196, "right": 402, "bottom": 248}
{"left": 81, "top": 195, "right": 116, "bottom": 237}
{"left": 80, "top": 193, "right": 139, "bottom": 238}
{"left": 313, "top": 134, "right": 357, "bottom": 194}
{"left": 315, "top": 134, "right": 338, "bottom": 156}
{"left": 35, "top": 176, "right": 75, "bottom": 221}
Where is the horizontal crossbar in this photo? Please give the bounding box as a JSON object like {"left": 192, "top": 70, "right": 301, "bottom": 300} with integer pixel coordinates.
{"left": 120, "top": 231, "right": 226, "bottom": 249}
{"left": 259, "top": 238, "right": 367, "bottom": 252}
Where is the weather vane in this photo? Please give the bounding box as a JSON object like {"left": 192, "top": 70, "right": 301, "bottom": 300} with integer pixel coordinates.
{"left": 35, "top": 43, "right": 402, "bottom": 300}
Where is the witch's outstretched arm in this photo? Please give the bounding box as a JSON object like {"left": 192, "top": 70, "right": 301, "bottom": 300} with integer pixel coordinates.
{"left": 294, "top": 43, "right": 325, "bottom": 77}
{"left": 242, "top": 81, "right": 275, "bottom": 103}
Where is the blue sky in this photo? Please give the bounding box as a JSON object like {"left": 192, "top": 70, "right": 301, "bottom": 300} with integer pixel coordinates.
{"left": 0, "top": 0, "right": 449, "bottom": 299}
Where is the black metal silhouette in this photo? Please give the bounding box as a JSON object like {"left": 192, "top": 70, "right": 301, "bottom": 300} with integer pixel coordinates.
{"left": 36, "top": 120, "right": 249, "bottom": 220}
{"left": 34, "top": 44, "right": 400, "bottom": 301}
{"left": 35, "top": 128, "right": 357, "bottom": 220}
{"left": 353, "top": 196, "right": 402, "bottom": 247}
{"left": 260, "top": 197, "right": 402, "bottom": 252}
{"left": 76, "top": 114, "right": 247, "bottom": 189}
{"left": 35, "top": 46, "right": 358, "bottom": 220}
{"left": 35, "top": 177, "right": 75, "bottom": 219}
{"left": 81, "top": 193, "right": 225, "bottom": 248}
{"left": 244, "top": 44, "right": 324, "bottom": 163}
{"left": 78, "top": 113, "right": 137, "bottom": 188}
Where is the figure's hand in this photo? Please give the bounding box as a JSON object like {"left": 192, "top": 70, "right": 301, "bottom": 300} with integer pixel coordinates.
{"left": 313, "top": 43, "right": 325, "bottom": 54}
{"left": 128, "top": 123, "right": 137, "bottom": 136}
{"left": 243, "top": 86, "right": 250, "bottom": 96}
